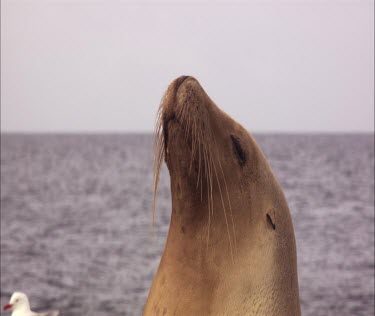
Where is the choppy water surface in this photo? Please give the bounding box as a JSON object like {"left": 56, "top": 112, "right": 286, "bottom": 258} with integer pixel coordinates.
{"left": 1, "top": 134, "right": 374, "bottom": 316}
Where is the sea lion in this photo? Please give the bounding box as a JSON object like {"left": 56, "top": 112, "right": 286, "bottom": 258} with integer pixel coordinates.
{"left": 144, "top": 76, "right": 301, "bottom": 316}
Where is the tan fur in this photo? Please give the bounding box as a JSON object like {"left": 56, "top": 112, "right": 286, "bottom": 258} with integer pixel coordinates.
{"left": 144, "top": 76, "right": 301, "bottom": 316}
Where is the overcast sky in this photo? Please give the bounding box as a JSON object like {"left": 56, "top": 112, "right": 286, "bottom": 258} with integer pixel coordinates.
{"left": 1, "top": 0, "right": 374, "bottom": 133}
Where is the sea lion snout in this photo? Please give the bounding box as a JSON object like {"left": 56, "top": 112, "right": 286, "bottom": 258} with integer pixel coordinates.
{"left": 175, "top": 75, "right": 190, "bottom": 91}
{"left": 155, "top": 76, "right": 219, "bottom": 196}
{"left": 160, "top": 76, "right": 195, "bottom": 134}
{"left": 161, "top": 76, "right": 208, "bottom": 152}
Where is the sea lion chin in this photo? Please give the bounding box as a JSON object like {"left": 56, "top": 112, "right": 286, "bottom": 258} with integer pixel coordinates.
{"left": 145, "top": 76, "right": 301, "bottom": 316}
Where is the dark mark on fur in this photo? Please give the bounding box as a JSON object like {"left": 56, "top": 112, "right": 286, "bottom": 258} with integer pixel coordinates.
{"left": 266, "top": 213, "right": 276, "bottom": 230}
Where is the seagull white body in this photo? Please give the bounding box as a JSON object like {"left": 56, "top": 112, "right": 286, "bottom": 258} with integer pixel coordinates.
{"left": 3, "top": 292, "right": 59, "bottom": 316}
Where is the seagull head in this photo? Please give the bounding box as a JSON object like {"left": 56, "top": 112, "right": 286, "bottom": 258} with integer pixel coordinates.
{"left": 3, "top": 292, "right": 31, "bottom": 312}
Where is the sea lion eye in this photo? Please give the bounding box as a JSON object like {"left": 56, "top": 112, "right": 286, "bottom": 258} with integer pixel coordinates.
{"left": 230, "top": 135, "right": 246, "bottom": 166}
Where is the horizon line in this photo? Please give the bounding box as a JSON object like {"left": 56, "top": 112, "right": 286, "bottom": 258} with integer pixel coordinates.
{"left": 1, "top": 130, "right": 374, "bottom": 135}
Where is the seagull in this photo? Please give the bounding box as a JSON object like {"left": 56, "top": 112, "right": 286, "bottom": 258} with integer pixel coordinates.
{"left": 3, "top": 292, "right": 59, "bottom": 316}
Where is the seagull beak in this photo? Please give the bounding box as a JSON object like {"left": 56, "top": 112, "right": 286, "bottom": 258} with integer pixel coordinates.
{"left": 3, "top": 304, "right": 13, "bottom": 311}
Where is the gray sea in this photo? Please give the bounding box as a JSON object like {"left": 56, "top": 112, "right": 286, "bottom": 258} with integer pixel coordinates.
{"left": 1, "top": 134, "right": 374, "bottom": 316}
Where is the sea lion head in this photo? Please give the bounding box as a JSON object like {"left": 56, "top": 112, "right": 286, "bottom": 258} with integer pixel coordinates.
{"left": 153, "top": 76, "right": 283, "bottom": 254}
{"left": 147, "top": 76, "right": 301, "bottom": 316}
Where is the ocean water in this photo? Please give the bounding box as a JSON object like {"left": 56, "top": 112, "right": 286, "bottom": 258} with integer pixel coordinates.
{"left": 0, "top": 134, "right": 374, "bottom": 316}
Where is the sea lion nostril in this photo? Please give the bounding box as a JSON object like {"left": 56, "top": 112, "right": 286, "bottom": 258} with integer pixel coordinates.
{"left": 175, "top": 76, "right": 190, "bottom": 91}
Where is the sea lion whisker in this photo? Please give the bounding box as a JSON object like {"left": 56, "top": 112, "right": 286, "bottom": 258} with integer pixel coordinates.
{"left": 183, "top": 107, "right": 191, "bottom": 142}
{"left": 197, "top": 129, "right": 203, "bottom": 194}
{"left": 203, "top": 144, "right": 212, "bottom": 218}
{"left": 152, "top": 139, "right": 164, "bottom": 221}
{"left": 206, "top": 144, "right": 214, "bottom": 218}
{"left": 181, "top": 107, "right": 189, "bottom": 130}
{"left": 176, "top": 98, "right": 183, "bottom": 118}
{"left": 193, "top": 115, "right": 199, "bottom": 169}
{"left": 207, "top": 127, "right": 215, "bottom": 218}
{"left": 205, "top": 147, "right": 211, "bottom": 250}
{"left": 202, "top": 141, "right": 211, "bottom": 249}
{"left": 189, "top": 114, "right": 197, "bottom": 175}
{"left": 211, "top": 153, "right": 234, "bottom": 263}
{"left": 183, "top": 117, "right": 189, "bottom": 140}
{"left": 213, "top": 135, "right": 238, "bottom": 254}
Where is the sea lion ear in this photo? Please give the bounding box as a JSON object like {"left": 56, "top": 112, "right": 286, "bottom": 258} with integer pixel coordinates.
{"left": 230, "top": 135, "right": 246, "bottom": 166}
